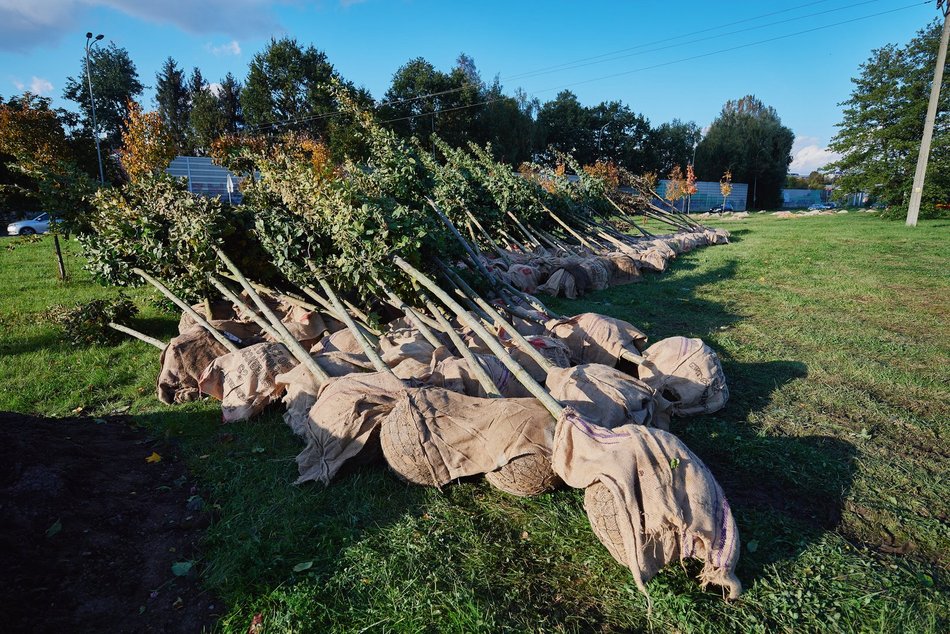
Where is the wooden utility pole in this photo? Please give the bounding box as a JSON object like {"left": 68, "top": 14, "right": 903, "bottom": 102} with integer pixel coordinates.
{"left": 906, "top": 0, "right": 950, "bottom": 226}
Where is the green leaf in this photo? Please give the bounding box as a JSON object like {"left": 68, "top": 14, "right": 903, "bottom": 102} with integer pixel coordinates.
{"left": 171, "top": 561, "right": 194, "bottom": 576}
{"left": 747, "top": 540, "right": 759, "bottom": 553}
{"left": 293, "top": 561, "right": 314, "bottom": 573}
{"left": 45, "top": 518, "right": 62, "bottom": 538}
{"left": 669, "top": 458, "right": 680, "bottom": 470}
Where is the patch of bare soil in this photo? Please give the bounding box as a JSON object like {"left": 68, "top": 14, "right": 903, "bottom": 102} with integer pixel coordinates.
{"left": 0, "top": 412, "right": 218, "bottom": 633}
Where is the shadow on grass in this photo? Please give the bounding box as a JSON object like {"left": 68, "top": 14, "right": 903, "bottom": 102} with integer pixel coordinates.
{"left": 0, "top": 330, "right": 63, "bottom": 356}
{"left": 549, "top": 249, "right": 858, "bottom": 586}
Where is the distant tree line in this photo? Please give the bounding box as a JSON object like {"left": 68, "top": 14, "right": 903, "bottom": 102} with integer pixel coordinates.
{"left": 3, "top": 36, "right": 805, "bottom": 214}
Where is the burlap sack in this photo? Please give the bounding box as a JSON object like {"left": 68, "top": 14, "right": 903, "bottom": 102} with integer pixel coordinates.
{"left": 578, "top": 257, "right": 611, "bottom": 291}
{"left": 629, "top": 247, "right": 669, "bottom": 273}
{"left": 310, "top": 329, "right": 365, "bottom": 355}
{"left": 275, "top": 349, "right": 379, "bottom": 436}
{"left": 551, "top": 408, "right": 742, "bottom": 600}
{"left": 295, "top": 371, "right": 407, "bottom": 485}
{"left": 636, "top": 337, "right": 729, "bottom": 417}
{"left": 546, "top": 312, "right": 648, "bottom": 366}
{"left": 197, "top": 342, "right": 297, "bottom": 422}
{"left": 275, "top": 304, "right": 327, "bottom": 348}
{"left": 507, "top": 263, "right": 541, "bottom": 293}
{"left": 508, "top": 336, "right": 572, "bottom": 383}
{"left": 157, "top": 329, "right": 229, "bottom": 405}
{"left": 379, "top": 328, "right": 436, "bottom": 369}
{"left": 380, "top": 387, "right": 554, "bottom": 488}
{"left": 177, "top": 300, "right": 238, "bottom": 334}
{"left": 606, "top": 253, "right": 642, "bottom": 285}
{"left": 546, "top": 364, "right": 670, "bottom": 431}
{"left": 537, "top": 262, "right": 592, "bottom": 299}
{"left": 427, "top": 347, "right": 533, "bottom": 399}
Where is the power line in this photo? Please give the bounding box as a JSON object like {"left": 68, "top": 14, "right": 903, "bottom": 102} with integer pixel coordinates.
{"left": 244, "top": 0, "right": 878, "bottom": 132}
{"left": 245, "top": 0, "right": 924, "bottom": 133}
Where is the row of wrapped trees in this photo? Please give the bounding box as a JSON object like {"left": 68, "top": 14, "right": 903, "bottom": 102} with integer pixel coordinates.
{"left": 71, "top": 89, "right": 742, "bottom": 604}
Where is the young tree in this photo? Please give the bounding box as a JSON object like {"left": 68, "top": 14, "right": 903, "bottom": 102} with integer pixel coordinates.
{"left": 155, "top": 57, "right": 190, "bottom": 153}
{"left": 62, "top": 43, "right": 144, "bottom": 151}
{"left": 720, "top": 170, "right": 733, "bottom": 210}
{"left": 696, "top": 95, "right": 793, "bottom": 209}
{"left": 827, "top": 20, "right": 949, "bottom": 215}
{"left": 664, "top": 165, "right": 686, "bottom": 212}
{"left": 119, "top": 101, "right": 176, "bottom": 182}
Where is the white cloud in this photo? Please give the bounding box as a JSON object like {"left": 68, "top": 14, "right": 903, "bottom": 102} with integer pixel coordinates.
{"left": 207, "top": 82, "right": 223, "bottom": 96}
{"left": 30, "top": 76, "right": 53, "bottom": 94}
{"left": 0, "top": 0, "right": 285, "bottom": 52}
{"left": 11, "top": 78, "right": 24, "bottom": 90}
{"left": 790, "top": 135, "right": 841, "bottom": 174}
{"left": 207, "top": 40, "right": 241, "bottom": 56}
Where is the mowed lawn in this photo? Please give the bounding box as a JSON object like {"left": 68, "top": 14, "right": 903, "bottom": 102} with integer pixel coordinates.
{"left": 0, "top": 213, "right": 947, "bottom": 633}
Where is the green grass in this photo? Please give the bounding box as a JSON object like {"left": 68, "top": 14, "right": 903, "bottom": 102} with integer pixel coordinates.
{"left": 1, "top": 213, "right": 948, "bottom": 633}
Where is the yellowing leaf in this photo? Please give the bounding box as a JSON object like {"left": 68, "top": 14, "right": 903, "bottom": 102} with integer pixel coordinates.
{"left": 146, "top": 452, "right": 162, "bottom": 463}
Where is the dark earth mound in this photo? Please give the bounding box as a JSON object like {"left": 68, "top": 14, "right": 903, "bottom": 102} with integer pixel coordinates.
{"left": 0, "top": 412, "right": 218, "bottom": 633}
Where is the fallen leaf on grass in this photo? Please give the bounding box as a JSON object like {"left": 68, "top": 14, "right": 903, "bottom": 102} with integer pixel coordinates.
{"left": 247, "top": 613, "right": 263, "bottom": 634}
{"left": 171, "top": 561, "right": 193, "bottom": 576}
{"left": 146, "top": 452, "right": 162, "bottom": 463}
{"left": 746, "top": 540, "right": 758, "bottom": 553}
{"left": 45, "top": 519, "right": 62, "bottom": 538}
{"left": 293, "top": 561, "right": 313, "bottom": 572}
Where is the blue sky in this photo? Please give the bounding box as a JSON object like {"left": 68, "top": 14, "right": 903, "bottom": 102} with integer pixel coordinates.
{"left": 0, "top": 0, "right": 941, "bottom": 173}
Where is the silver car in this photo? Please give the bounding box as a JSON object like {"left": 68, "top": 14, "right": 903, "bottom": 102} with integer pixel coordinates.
{"left": 6, "top": 212, "right": 54, "bottom": 236}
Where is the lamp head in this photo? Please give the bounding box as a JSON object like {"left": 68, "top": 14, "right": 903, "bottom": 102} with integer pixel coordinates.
{"left": 86, "top": 32, "right": 93, "bottom": 39}
{"left": 95, "top": 34, "right": 104, "bottom": 40}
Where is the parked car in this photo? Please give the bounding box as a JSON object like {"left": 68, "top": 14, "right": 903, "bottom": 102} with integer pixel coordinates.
{"left": 709, "top": 202, "right": 734, "bottom": 213}
{"left": 6, "top": 212, "right": 56, "bottom": 236}
{"left": 822, "top": 202, "right": 837, "bottom": 209}
{"left": 807, "top": 203, "right": 825, "bottom": 211}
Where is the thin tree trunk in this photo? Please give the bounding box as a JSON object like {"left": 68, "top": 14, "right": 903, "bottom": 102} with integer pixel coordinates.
{"left": 133, "top": 267, "right": 239, "bottom": 353}
{"left": 107, "top": 322, "right": 165, "bottom": 349}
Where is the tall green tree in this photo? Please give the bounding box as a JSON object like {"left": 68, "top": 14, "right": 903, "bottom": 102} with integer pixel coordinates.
{"left": 647, "top": 119, "right": 702, "bottom": 174}
{"left": 154, "top": 57, "right": 190, "bottom": 153}
{"left": 696, "top": 95, "right": 793, "bottom": 209}
{"left": 475, "top": 84, "right": 536, "bottom": 165}
{"left": 378, "top": 54, "right": 483, "bottom": 150}
{"left": 218, "top": 72, "right": 244, "bottom": 134}
{"left": 589, "top": 100, "right": 651, "bottom": 171}
{"left": 827, "top": 20, "right": 949, "bottom": 214}
{"left": 241, "top": 37, "right": 339, "bottom": 135}
{"left": 62, "top": 42, "right": 144, "bottom": 152}
{"left": 535, "top": 90, "right": 594, "bottom": 163}
{"left": 189, "top": 85, "right": 226, "bottom": 156}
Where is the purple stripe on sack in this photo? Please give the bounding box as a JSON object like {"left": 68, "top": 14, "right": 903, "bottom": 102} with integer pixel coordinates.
{"left": 569, "top": 412, "right": 625, "bottom": 443}
{"left": 716, "top": 497, "right": 732, "bottom": 569}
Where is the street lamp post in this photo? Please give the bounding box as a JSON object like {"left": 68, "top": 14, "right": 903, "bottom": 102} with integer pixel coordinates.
{"left": 687, "top": 141, "right": 698, "bottom": 214}
{"left": 84, "top": 32, "right": 105, "bottom": 184}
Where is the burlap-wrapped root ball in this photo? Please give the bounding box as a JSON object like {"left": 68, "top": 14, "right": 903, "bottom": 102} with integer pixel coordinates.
{"left": 485, "top": 452, "right": 561, "bottom": 497}
{"left": 379, "top": 395, "right": 439, "bottom": 487}
{"left": 583, "top": 481, "right": 628, "bottom": 564}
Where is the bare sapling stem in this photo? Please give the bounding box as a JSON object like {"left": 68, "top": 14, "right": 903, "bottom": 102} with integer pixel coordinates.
{"left": 133, "top": 267, "right": 239, "bottom": 353}
{"left": 300, "top": 285, "right": 380, "bottom": 338}
{"left": 442, "top": 267, "right": 555, "bottom": 375}
{"left": 107, "top": 322, "right": 165, "bottom": 350}
{"left": 543, "top": 205, "right": 598, "bottom": 251}
{"left": 314, "top": 273, "right": 392, "bottom": 376}
{"left": 604, "top": 196, "right": 655, "bottom": 237}
{"left": 213, "top": 248, "right": 328, "bottom": 382}
{"left": 375, "top": 280, "right": 444, "bottom": 349}
{"left": 395, "top": 256, "right": 564, "bottom": 418}
{"left": 498, "top": 228, "right": 529, "bottom": 253}
{"left": 464, "top": 208, "right": 511, "bottom": 265}
{"left": 426, "top": 198, "right": 498, "bottom": 287}
{"left": 506, "top": 211, "right": 543, "bottom": 248}
{"left": 416, "top": 290, "right": 502, "bottom": 398}
{"left": 208, "top": 275, "right": 285, "bottom": 344}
